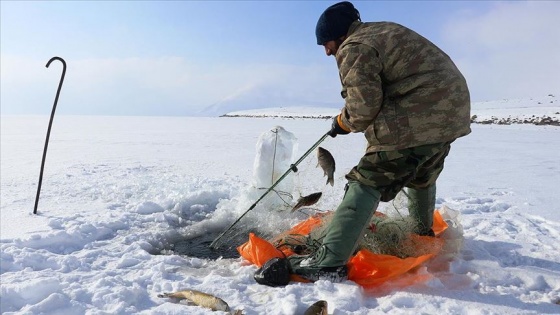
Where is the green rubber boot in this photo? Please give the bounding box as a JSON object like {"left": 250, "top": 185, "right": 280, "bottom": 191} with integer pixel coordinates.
{"left": 289, "top": 181, "right": 380, "bottom": 280}
{"left": 407, "top": 184, "right": 437, "bottom": 236}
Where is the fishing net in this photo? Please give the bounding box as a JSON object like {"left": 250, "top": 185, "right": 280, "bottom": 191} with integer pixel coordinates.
{"left": 208, "top": 189, "right": 300, "bottom": 250}
{"left": 211, "top": 125, "right": 464, "bottom": 266}
{"left": 210, "top": 123, "right": 346, "bottom": 252}
{"left": 359, "top": 191, "right": 442, "bottom": 258}
{"left": 268, "top": 191, "right": 453, "bottom": 260}
{"left": 209, "top": 126, "right": 304, "bottom": 250}
{"left": 238, "top": 206, "right": 462, "bottom": 287}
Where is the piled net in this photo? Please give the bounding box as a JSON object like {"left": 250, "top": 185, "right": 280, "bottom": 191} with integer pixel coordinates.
{"left": 271, "top": 191, "right": 445, "bottom": 259}
{"left": 359, "top": 191, "right": 443, "bottom": 258}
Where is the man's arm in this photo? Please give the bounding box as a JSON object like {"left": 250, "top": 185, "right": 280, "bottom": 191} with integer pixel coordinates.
{"left": 336, "top": 42, "right": 384, "bottom": 132}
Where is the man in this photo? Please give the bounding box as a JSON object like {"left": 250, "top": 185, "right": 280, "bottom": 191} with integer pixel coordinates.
{"left": 254, "top": 1, "right": 471, "bottom": 286}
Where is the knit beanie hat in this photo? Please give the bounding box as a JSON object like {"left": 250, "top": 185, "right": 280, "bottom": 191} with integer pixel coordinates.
{"left": 315, "top": 1, "right": 361, "bottom": 45}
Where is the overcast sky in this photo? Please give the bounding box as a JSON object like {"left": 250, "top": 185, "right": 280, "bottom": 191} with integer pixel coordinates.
{"left": 1, "top": 1, "right": 559, "bottom": 116}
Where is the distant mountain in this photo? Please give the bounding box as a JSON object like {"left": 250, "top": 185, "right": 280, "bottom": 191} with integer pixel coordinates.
{"left": 222, "top": 106, "right": 340, "bottom": 119}
{"left": 196, "top": 83, "right": 341, "bottom": 117}
{"left": 222, "top": 93, "right": 559, "bottom": 126}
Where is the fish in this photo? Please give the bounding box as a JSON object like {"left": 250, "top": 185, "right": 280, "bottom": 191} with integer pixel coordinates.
{"left": 317, "top": 147, "right": 335, "bottom": 186}
{"left": 303, "top": 300, "right": 328, "bottom": 315}
{"left": 291, "top": 192, "right": 323, "bottom": 212}
{"left": 158, "top": 289, "right": 243, "bottom": 314}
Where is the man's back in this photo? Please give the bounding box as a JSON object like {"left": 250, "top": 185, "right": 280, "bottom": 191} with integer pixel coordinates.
{"left": 338, "top": 21, "right": 471, "bottom": 151}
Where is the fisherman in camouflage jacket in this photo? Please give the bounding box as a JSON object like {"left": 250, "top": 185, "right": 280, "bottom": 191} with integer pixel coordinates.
{"left": 255, "top": 1, "right": 471, "bottom": 286}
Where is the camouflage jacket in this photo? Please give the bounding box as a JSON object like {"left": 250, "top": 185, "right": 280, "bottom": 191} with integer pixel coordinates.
{"left": 336, "top": 21, "right": 471, "bottom": 152}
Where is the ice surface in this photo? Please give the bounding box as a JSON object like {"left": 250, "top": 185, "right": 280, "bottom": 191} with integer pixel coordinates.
{"left": 1, "top": 104, "right": 560, "bottom": 314}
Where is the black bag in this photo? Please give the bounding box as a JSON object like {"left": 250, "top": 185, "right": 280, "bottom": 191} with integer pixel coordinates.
{"left": 254, "top": 257, "right": 290, "bottom": 287}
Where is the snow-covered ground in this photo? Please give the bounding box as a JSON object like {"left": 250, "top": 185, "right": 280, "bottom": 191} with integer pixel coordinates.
{"left": 1, "top": 100, "right": 560, "bottom": 314}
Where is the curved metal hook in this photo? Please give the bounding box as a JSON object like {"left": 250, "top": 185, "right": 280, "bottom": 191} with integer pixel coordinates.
{"left": 33, "top": 56, "right": 67, "bottom": 214}
{"left": 46, "top": 56, "right": 66, "bottom": 69}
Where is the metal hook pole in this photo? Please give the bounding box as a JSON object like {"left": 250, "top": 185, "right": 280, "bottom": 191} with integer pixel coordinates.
{"left": 33, "top": 57, "right": 67, "bottom": 215}
{"left": 209, "top": 131, "right": 330, "bottom": 249}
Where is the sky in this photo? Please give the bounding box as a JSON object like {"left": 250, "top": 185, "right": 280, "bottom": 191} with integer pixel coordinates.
{"left": 1, "top": 1, "right": 559, "bottom": 116}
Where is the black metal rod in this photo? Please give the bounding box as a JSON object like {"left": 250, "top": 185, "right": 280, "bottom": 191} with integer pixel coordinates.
{"left": 33, "top": 57, "right": 66, "bottom": 215}
{"left": 209, "top": 131, "right": 330, "bottom": 249}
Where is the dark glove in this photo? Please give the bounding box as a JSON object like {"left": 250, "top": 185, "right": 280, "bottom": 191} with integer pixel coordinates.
{"left": 327, "top": 115, "right": 350, "bottom": 138}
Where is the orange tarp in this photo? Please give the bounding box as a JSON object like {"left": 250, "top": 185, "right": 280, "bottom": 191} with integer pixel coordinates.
{"left": 238, "top": 232, "right": 285, "bottom": 267}
{"left": 238, "top": 210, "right": 448, "bottom": 287}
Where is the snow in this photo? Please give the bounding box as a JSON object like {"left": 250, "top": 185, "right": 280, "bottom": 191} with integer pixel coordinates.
{"left": 2, "top": 98, "right": 560, "bottom": 314}
{"left": 470, "top": 94, "right": 559, "bottom": 125}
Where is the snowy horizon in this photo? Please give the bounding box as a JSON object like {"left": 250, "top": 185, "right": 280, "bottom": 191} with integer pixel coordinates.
{"left": 222, "top": 93, "right": 559, "bottom": 124}
{"left": 2, "top": 93, "right": 558, "bottom": 123}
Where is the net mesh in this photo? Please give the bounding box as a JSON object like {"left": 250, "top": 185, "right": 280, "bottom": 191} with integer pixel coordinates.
{"left": 209, "top": 192, "right": 300, "bottom": 250}
{"left": 268, "top": 191, "right": 449, "bottom": 259}
{"left": 210, "top": 128, "right": 460, "bottom": 259}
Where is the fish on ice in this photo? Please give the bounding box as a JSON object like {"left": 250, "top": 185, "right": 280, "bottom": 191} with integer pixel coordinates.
{"left": 304, "top": 300, "right": 328, "bottom": 315}
{"left": 158, "top": 289, "right": 242, "bottom": 314}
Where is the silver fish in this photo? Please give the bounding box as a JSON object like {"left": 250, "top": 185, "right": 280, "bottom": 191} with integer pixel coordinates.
{"left": 291, "top": 192, "right": 322, "bottom": 212}
{"left": 158, "top": 289, "right": 242, "bottom": 314}
{"left": 317, "top": 147, "right": 335, "bottom": 186}
{"left": 303, "top": 300, "right": 328, "bottom": 315}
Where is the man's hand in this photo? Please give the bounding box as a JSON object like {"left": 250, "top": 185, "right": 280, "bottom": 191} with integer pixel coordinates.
{"left": 327, "top": 114, "right": 351, "bottom": 138}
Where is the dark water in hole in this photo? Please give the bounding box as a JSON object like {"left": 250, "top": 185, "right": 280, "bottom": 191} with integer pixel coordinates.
{"left": 172, "top": 232, "right": 244, "bottom": 259}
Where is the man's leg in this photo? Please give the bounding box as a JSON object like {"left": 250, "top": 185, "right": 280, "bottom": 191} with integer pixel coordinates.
{"left": 289, "top": 181, "right": 380, "bottom": 280}
{"left": 407, "top": 184, "right": 436, "bottom": 236}
{"left": 407, "top": 141, "right": 452, "bottom": 236}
